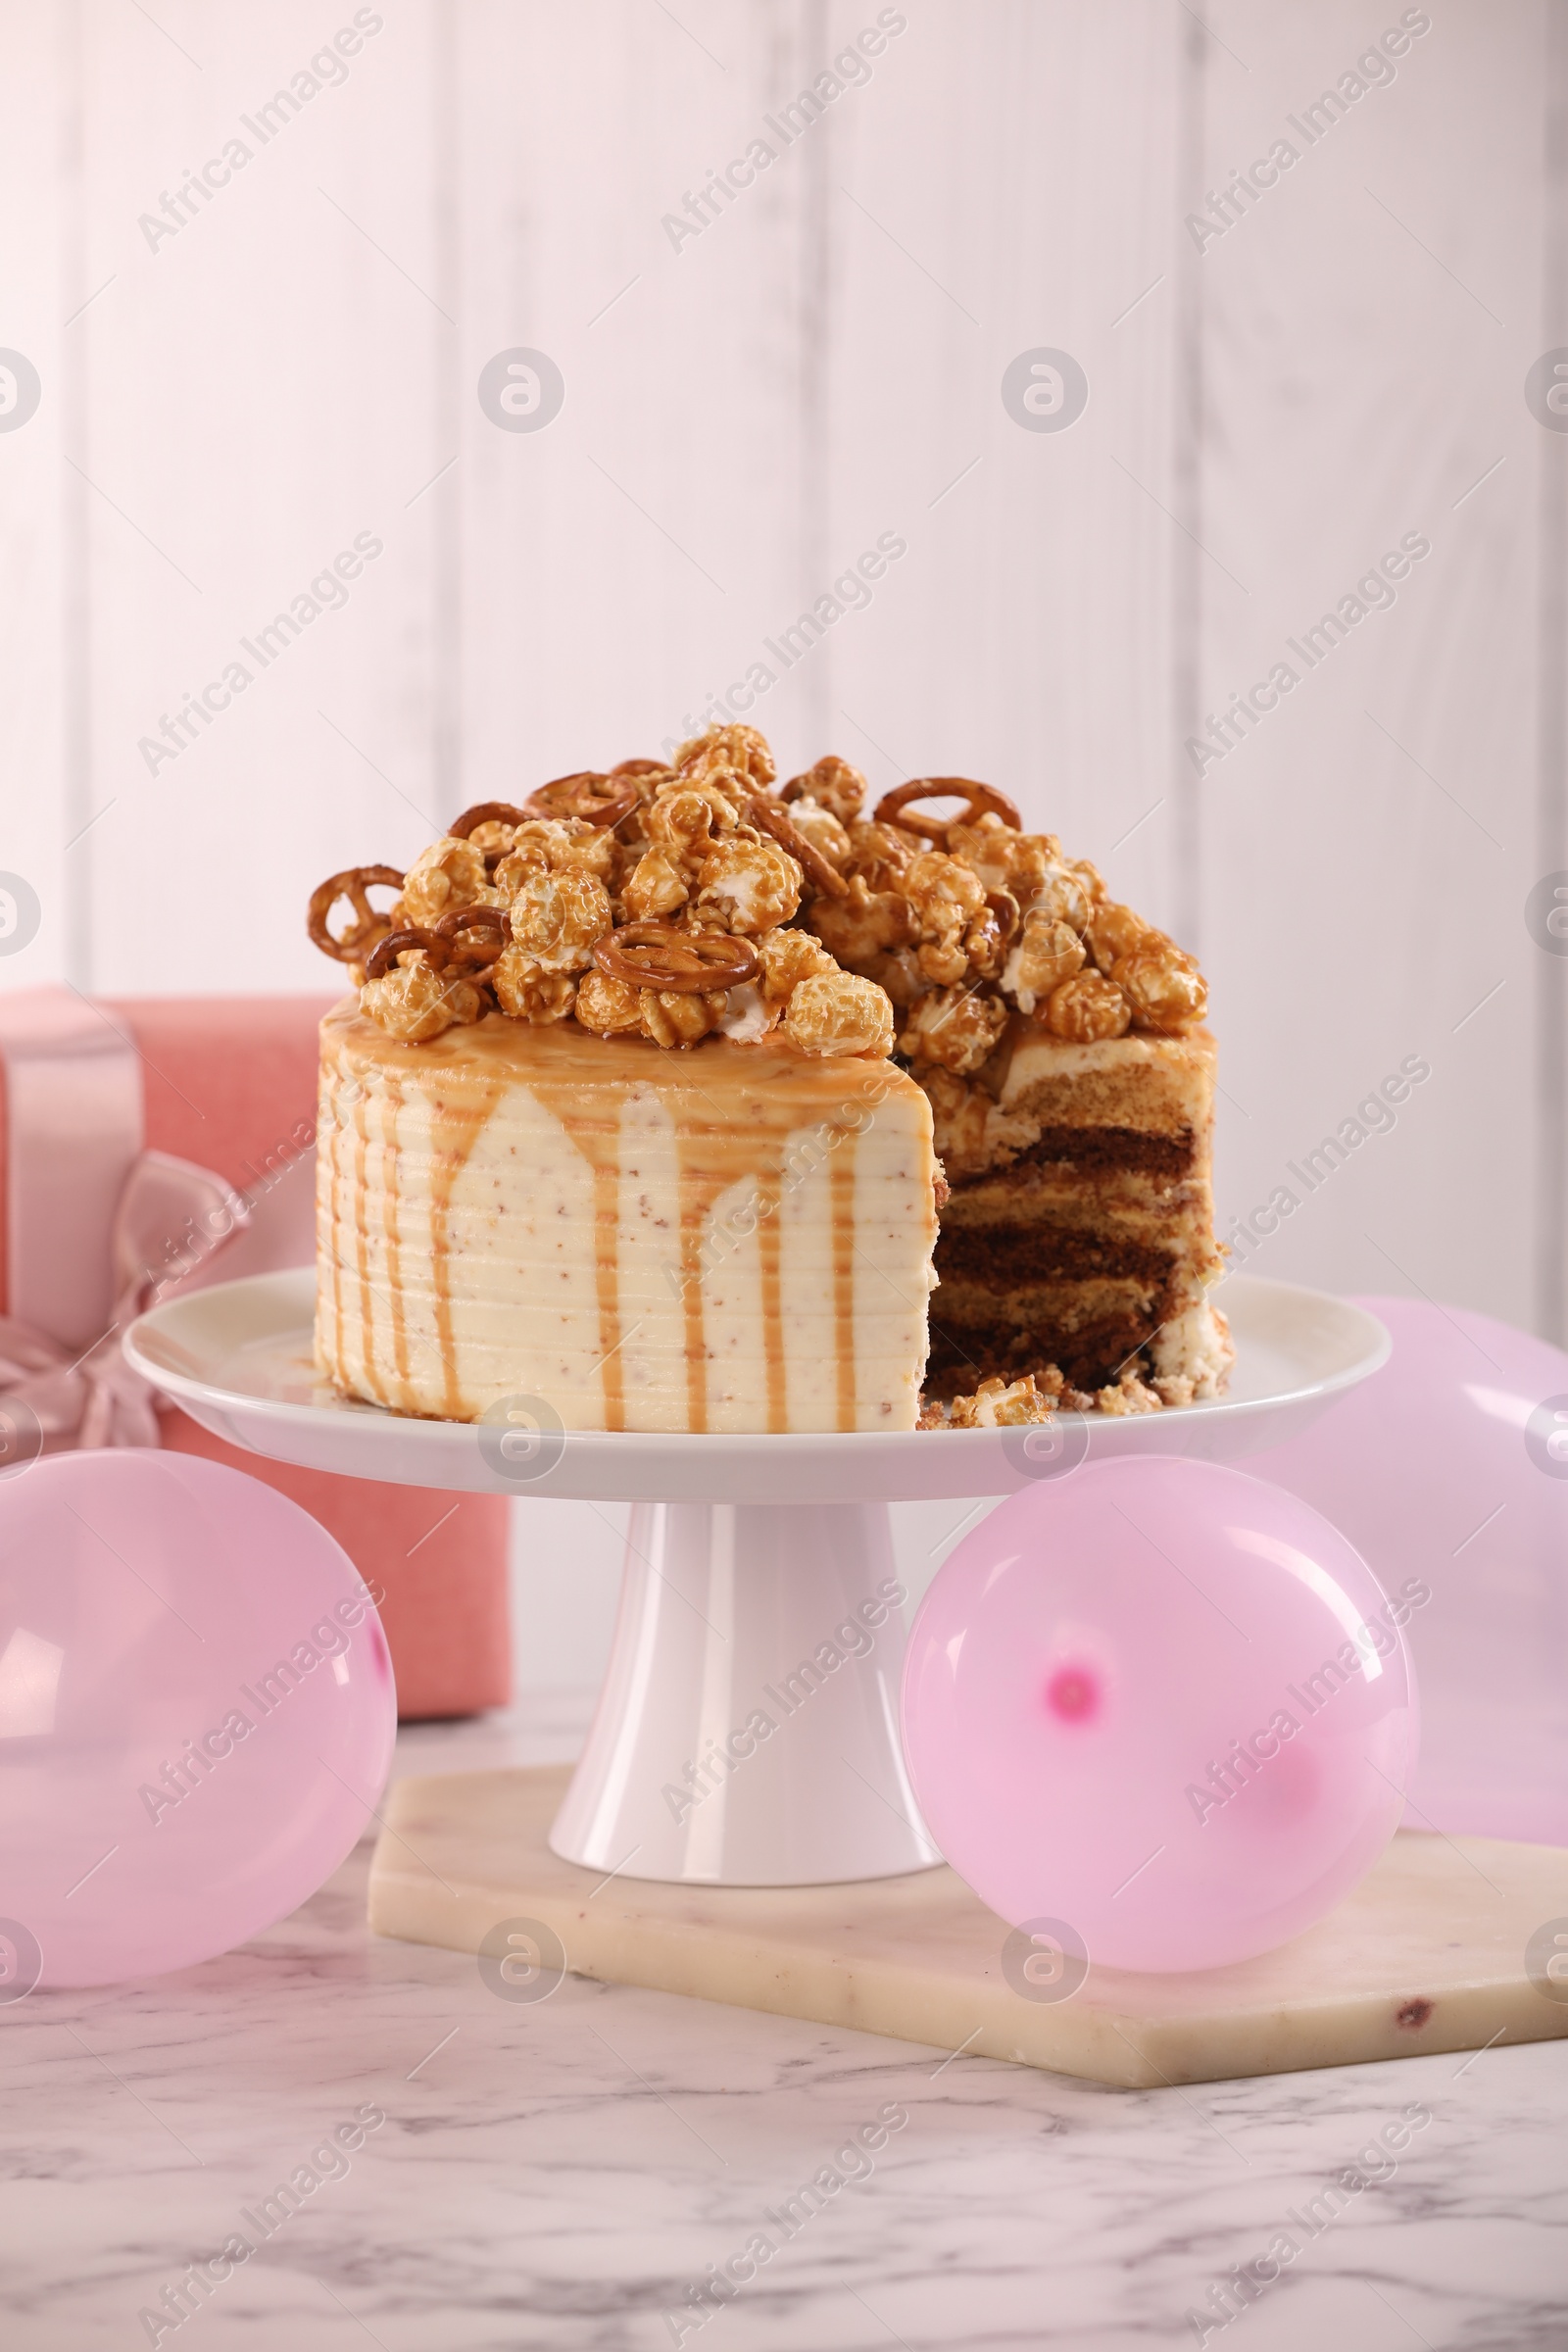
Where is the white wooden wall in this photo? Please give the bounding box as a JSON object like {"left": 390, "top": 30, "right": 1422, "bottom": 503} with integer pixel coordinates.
{"left": 5, "top": 0, "right": 1565, "bottom": 1366}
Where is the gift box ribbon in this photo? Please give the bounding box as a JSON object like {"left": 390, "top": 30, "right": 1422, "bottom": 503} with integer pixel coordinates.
{"left": 0, "top": 988, "right": 285, "bottom": 1452}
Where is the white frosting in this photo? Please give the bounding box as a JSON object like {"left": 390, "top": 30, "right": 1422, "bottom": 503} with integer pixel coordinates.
{"left": 316, "top": 1023, "right": 938, "bottom": 1434}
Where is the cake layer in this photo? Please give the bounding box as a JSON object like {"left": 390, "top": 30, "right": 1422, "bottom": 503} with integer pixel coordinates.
{"left": 315, "top": 1003, "right": 939, "bottom": 1433}
{"left": 925, "top": 1027, "right": 1225, "bottom": 1399}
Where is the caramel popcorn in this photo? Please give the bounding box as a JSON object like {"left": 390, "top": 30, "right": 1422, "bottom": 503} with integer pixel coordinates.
{"left": 1112, "top": 944, "right": 1208, "bottom": 1035}
{"left": 573, "top": 970, "right": 647, "bottom": 1035}
{"left": 644, "top": 786, "right": 731, "bottom": 869}
{"left": 506, "top": 868, "right": 612, "bottom": 975}
{"left": 1044, "top": 970, "right": 1132, "bottom": 1043}
{"left": 621, "top": 847, "right": 690, "bottom": 922}
{"left": 784, "top": 972, "right": 896, "bottom": 1059}
{"left": 842, "top": 820, "right": 919, "bottom": 893}
{"left": 1003, "top": 910, "right": 1086, "bottom": 1015}
{"left": 949, "top": 821, "right": 1061, "bottom": 908}
{"left": 311, "top": 728, "right": 1204, "bottom": 1089}
{"left": 1084, "top": 901, "right": 1152, "bottom": 977}
{"left": 401, "top": 837, "right": 489, "bottom": 927}
{"left": 899, "top": 983, "right": 1009, "bottom": 1075}
{"left": 780, "top": 798, "right": 853, "bottom": 871}
{"left": 360, "top": 958, "right": 482, "bottom": 1043}
{"left": 755, "top": 925, "right": 836, "bottom": 1004}
{"left": 695, "top": 835, "right": 802, "bottom": 935}
{"left": 902, "top": 850, "right": 988, "bottom": 940}
{"left": 642, "top": 989, "right": 726, "bottom": 1050}
{"left": 783, "top": 754, "right": 866, "bottom": 826}
{"left": 946, "top": 1374, "right": 1056, "bottom": 1429}
{"left": 674, "top": 723, "right": 776, "bottom": 791}
{"left": 490, "top": 952, "right": 577, "bottom": 1024}
{"left": 806, "top": 875, "right": 918, "bottom": 968}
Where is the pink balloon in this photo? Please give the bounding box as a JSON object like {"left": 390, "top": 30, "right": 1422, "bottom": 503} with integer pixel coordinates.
{"left": 1247, "top": 1296, "right": 1568, "bottom": 1844}
{"left": 0, "top": 1449, "right": 396, "bottom": 1991}
{"left": 902, "top": 1457, "right": 1417, "bottom": 1974}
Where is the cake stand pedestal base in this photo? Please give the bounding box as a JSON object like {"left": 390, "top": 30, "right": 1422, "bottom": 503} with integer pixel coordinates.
{"left": 368, "top": 1764, "right": 1568, "bottom": 2087}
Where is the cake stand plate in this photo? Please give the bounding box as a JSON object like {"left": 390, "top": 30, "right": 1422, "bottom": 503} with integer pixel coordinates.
{"left": 125, "top": 1272, "right": 1389, "bottom": 1888}
{"left": 368, "top": 1765, "right": 1568, "bottom": 2087}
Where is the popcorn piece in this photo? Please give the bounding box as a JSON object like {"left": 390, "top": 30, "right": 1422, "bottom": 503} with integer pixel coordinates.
{"left": 696, "top": 836, "right": 803, "bottom": 935}
{"left": 1044, "top": 970, "right": 1132, "bottom": 1043}
{"left": 781, "top": 798, "right": 853, "bottom": 871}
{"left": 573, "top": 970, "right": 646, "bottom": 1035}
{"left": 400, "top": 836, "right": 490, "bottom": 927}
{"left": 903, "top": 850, "right": 989, "bottom": 938}
{"left": 622, "top": 848, "right": 690, "bottom": 922}
{"left": 1032, "top": 863, "right": 1094, "bottom": 933}
{"left": 899, "top": 983, "right": 1009, "bottom": 1075}
{"left": 505, "top": 868, "right": 612, "bottom": 975}
{"left": 857, "top": 947, "right": 929, "bottom": 1008}
{"left": 807, "top": 874, "right": 918, "bottom": 968}
{"left": 783, "top": 971, "right": 896, "bottom": 1059}
{"left": 674, "top": 723, "right": 777, "bottom": 791}
{"left": 1068, "top": 857, "right": 1106, "bottom": 906}
{"left": 1085, "top": 900, "right": 1152, "bottom": 976}
{"left": 1003, "top": 910, "right": 1087, "bottom": 1015}
{"left": 360, "top": 958, "right": 482, "bottom": 1042}
{"left": 946, "top": 1374, "right": 1056, "bottom": 1429}
{"left": 785, "top": 754, "right": 866, "bottom": 826}
{"left": 843, "top": 820, "right": 919, "bottom": 892}
{"left": 949, "top": 822, "right": 1061, "bottom": 909}
{"left": 1112, "top": 943, "right": 1208, "bottom": 1035}
{"left": 644, "top": 786, "right": 732, "bottom": 869}
{"left": 961, "top": 898, "right": 1014, "bottom": 983}
{"left": 466, "top": 818, "right": 519, "bottom": 862}
{"left": 755, "top": 925, "right": 836, "bottom": 1005}
{"left": 641, "top": 989, "right": 725, "bottom": 1050}
{"left": 490, "top": 945, "right": 578, "bottom": 1022}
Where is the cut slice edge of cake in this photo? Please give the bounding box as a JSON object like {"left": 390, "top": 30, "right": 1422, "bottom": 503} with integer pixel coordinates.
{"left": 914, "top": 1022, "right": 1233, "bottom": 1418}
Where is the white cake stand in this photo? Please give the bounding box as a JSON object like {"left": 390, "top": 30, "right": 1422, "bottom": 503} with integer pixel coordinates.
{"left": 124, "top": 1271, "right": 1388, "bottom": 1888}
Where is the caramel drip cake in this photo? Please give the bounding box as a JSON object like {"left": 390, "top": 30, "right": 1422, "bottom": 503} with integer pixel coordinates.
{"left": 307, "top": 728, "right": 1230, "bottom": 1433}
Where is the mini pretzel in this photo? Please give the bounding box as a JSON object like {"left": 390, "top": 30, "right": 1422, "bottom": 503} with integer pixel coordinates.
{"left": 308, "top": 865, "right": 405, "bottom": 963}
{"left": 874, "top": 778, "right": 1022, "bottom": 842}
{"left": 610, "top": 758, "right": 667, "bottom": 779}
{"left": 365, "top": 925, "right": 448, "bottom": 981}
{"left": 524, "top": 771, "right": 641, "bottom": 829}
{"left": 593, "top": 922, "right": 760, "bottom": 994}
{"left": 433, "top": 904, "right": 512, "bottom": 958}
{"left": 747, "top": 796, "right": 850, "bottom": 898}
{"left": 449, "top": 802, "right": 530, "bottom": 841}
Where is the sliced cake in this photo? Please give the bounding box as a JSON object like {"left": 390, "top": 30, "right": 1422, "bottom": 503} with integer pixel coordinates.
{"left": 306, "top": 727, "right": 1228, "bottom": 1432}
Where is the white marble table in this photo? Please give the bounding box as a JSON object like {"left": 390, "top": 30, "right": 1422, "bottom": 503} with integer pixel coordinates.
{"left": 6, "top": 1697, "right": 1567, "bottom": 2352}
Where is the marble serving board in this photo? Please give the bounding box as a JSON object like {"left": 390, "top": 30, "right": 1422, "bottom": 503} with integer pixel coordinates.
{"left": 368, "top": 1765, "right": 1568, "bottom": 2087}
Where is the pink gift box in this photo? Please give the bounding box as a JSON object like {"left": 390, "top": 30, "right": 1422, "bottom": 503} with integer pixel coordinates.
{"left": 0, "top": 990, "right": 511, "bottom": 1721}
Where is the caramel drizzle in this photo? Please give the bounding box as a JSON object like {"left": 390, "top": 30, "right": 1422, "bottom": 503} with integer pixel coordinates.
{"left": 426, "top": 1079, "right": 503, "bottom": 1421}
{"left": 679, "top": 1177, "right": 710, "bottom": 1435}
{"left": 756, "top": 1171, "right": 785, "bottom": 1435}
{"left": 540, "top": 1098, "right": 629, "bottom": 1434}
{"left": 830, "top": 1139, "right": 858, "bottom": 1432}
{"left": 349, "top": 1087, "right": 391, "bottom": 1407}
{"left": 379, "top": 1070, "right": 413, "bottom": 1411}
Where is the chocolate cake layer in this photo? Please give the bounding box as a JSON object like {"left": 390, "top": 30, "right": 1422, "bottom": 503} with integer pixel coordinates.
{"left": 1013, "top": 1124, "right": 1195, "bottom": 1178}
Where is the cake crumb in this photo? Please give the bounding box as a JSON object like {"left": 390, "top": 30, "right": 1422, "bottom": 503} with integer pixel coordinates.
{"left": 1095, "top": 1366, "right": 1163, "bottom": 1415}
